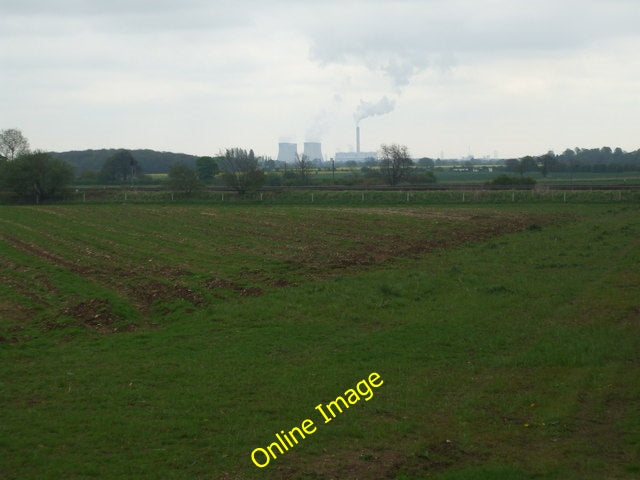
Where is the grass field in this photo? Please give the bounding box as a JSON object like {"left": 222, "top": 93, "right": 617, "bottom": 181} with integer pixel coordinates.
{"left": 274, "top": 168, "right": 640, "bottom": 186}
{"left": 65, "top": 186, "right": 640, "bottom": 205}
{"left": 1, "top": 202, "right": 639, "bottom": 479}
{"left": 431, "top": 169, "right": 640, "bottom": 185}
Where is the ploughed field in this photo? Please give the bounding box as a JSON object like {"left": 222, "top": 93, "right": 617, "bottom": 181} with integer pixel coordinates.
{"left": 1, "top": 203, "right": 639, "bottom": 479}
{"left": 0, "top": 205, "right": 545, "bottom": 335}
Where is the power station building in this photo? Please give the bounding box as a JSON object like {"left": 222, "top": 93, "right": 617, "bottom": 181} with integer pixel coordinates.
{"left": 303, "top": 142, "right": 323, "bottom": 163}
{"left": 277, "top": 143, "right": 297, "bottom": 163}
{"left": 334, "top": 151, "right": 378, "bottom": 163}
{"left": 277, "top": 141, "right": 325, "bottom": 164}
{"left": 277, "top": 124, "right": 378, "bottom": 165}
{"left": 334, "top": 125, "right": 377, "bottom": 163}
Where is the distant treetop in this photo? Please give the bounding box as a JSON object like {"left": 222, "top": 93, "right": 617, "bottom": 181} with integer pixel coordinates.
{"left": 0, "top": 128, "right": 30, "bottom": 161}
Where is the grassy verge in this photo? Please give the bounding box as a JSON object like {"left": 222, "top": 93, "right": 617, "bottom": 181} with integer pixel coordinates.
{"left": 59, "top": 187, "right": 640, "bottom": 205}
{"left": 1, "top": 202, "right": 639, "bottom": 479}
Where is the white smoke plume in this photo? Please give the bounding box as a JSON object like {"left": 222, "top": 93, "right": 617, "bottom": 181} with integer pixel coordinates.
{"left": 305, "top": 110, "right": 330, "bottom": 142}
{"left": 354, "top": 96, "right": 396, "bottom": 125}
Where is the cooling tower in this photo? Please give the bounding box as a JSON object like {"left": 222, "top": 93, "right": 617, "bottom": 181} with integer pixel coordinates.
{"left": 277, "top": 142, "right": 297, "bottom": 163}
{"left": 303, "top": 142, "right": 323, "bottom": 163}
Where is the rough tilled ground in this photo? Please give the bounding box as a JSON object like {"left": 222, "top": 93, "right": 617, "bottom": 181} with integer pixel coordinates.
{"left": 0, "top": 205, "right": 554, "bottom": 338}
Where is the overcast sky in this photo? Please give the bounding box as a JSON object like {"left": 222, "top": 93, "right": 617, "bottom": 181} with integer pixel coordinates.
{"left": 1, "top": 0, "right": 639, "bottom": 159}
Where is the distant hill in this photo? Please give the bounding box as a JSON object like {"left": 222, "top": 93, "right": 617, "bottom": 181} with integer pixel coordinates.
{"left": 49, "top": 149, "right": 199, "bottom": 175}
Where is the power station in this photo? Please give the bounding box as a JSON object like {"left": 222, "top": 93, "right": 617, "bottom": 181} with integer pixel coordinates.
{"left": 277, "top": 141, "right": 324, "bottom": 164}
{"left": 277, "top": 123, "right": 378, "bottom": 164}
{"left": 276, "top": 142, "right": 297, "bottom": 163}
{"left": 303, "top": 142, "right": 323, "bottom": 163}
{"left": 334, "top": 125, "right": 377, "bottom": 163}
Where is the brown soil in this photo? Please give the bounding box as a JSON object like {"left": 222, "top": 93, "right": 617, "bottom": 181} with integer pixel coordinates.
{"left": 273, "top": 440, "right": 484, "bottom": 479}
{"left": 58, "top": 298, "right": 137, "bottom": 333}
{"left": 127, "top": 280, "right": 204, "bottom": 308}
{"left": 203, "top": 277, "right": 264, "bottom": 297}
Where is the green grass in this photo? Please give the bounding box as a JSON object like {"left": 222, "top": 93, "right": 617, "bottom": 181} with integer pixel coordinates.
{"left": 1, "top": 202, "right": 639, "bottom": 479}
{"left": 433, "top": 169, "right": 640, "bottom": 185}
{"left": 294, "top": 167, "right": 640, "bottom": 186}
{"left": 62, "top": 186, "right": 640, "bottom": 205}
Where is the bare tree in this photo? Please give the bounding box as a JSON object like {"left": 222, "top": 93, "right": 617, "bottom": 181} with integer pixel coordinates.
{"left": 295, "top": 153, "right": 312, "bottom": 185}
{"left": 0, "top": 128, "right": 30, "bottom": 161}
{"left": 379, "top": 143, "right": 413, "bottom": 185}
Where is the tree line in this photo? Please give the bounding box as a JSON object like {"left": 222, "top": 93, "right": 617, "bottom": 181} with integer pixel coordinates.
{"left": 0, "top": 129, "right": 425, "bottom": 200}
{"left": 2, "top": 127, "right": 640, "bottom": 202}
{"left": 64, "top": 145, "right": 425, "bottom": 191}
{"left": 55, "top": 148, "right": 200, "bottom": 178}
{"left": 504, "top": 147, "right": 640, "bottom": 177}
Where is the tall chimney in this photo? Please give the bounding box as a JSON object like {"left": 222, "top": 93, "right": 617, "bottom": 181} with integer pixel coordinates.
{"left": 356, "top": 126, "right": 360, "bottom": 153}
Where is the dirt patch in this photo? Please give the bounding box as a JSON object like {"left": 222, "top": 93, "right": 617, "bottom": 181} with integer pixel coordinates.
{"left": 319, "top": 207, "right": 478, "bottom": 221}
{"left": 129, "top": 280, "right": 204, "bottom": 308}
{"left": 274, "top": 441, "right": 483, "bottom": 479}
{"left": 203, "top": 277, "right": 238, "bottom": 290}
{"left": 409, "top": 440, "right": 477, "bottom": 472}
{"left": 267, "top": 277, "right": 295, "bottom": 288}
{"left": 156, "top": 265, "right": 191, "bottom": 280}
{"left": 202, "top": 277, "right": 264, "bottom": 297}
{"left": 58, "top": 298, "right": 137, "bottom": 333}
{"left": 289, "top": 215, "right": 541, "bottom": 273}
{"left": 0, "top": 324, "right": 27, "bottom": 344}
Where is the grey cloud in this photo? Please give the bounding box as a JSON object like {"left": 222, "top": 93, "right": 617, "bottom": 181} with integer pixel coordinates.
{"left": 0, "top": 0, "right": 254, "bottom": 35}
{"left": 0, "top": 0, "right": 210, "bottom": 16}
{"left": 304, "top": 0, "right": 640, "bottom": 87}
{"left": 0, "top": 0, "right": 264, "bottom": 81}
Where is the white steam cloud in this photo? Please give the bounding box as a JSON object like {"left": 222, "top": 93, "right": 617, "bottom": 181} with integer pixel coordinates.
{"left": 354, "top": 96, "right": 395, "bottom": 125}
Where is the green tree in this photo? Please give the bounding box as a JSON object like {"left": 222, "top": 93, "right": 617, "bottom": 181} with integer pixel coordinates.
{"left": 506, "top": 156, "right": 536, "bottom": 176}
{"left": 417, "top": 157, "right": 434, "bottom": 169}
{"left": 379, "top": 144, "right": 413, "bottom": 185}
{"left": 195, "top": 156, "right": 219, "bottom": 182}
{"left": 168, "top": 161, "right": 199, "bottom": 194}
{"left": 0, "top": 151, "right": 73, "bottom": 203}
{"left": 600, "top": 146, "right": 613, "bottom": 161}
{"left": 613, "top": 147, "right": 624, "bottom": 159}
{"left": 98, "top": 150, "right": 141, "bottom": 184}
{"left": 539, "top": 152, "right": 556, "bottom": 178}
{"left": 0, "top": 128, "right": 30, "bottom": 161}
{"left": 220, "top": 148, "right": 265, "bottom": 194}
{"left": 261, "top": 159, "right": 277, "bottom": 171}
{"left": 407, "top": 170, "right": 436, "bottom": 184}
{"left": 520, "top": 156, "right": 537, "bottom": 175}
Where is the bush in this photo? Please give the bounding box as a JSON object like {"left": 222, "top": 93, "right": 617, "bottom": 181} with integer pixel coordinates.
{"left": 0, "top": 151, "right": 74, "bottom": 203}
{"left": 265, "top": 172, "right": 283, "bottom": 186}
{"left": 488, "top": 174, "right": 536, "bottom": 186}
{"left": 168, "top": 161, "right": 199, "bottom": 194}
{"left": 407, "top": 170, "right": 437, "bottom": 184}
